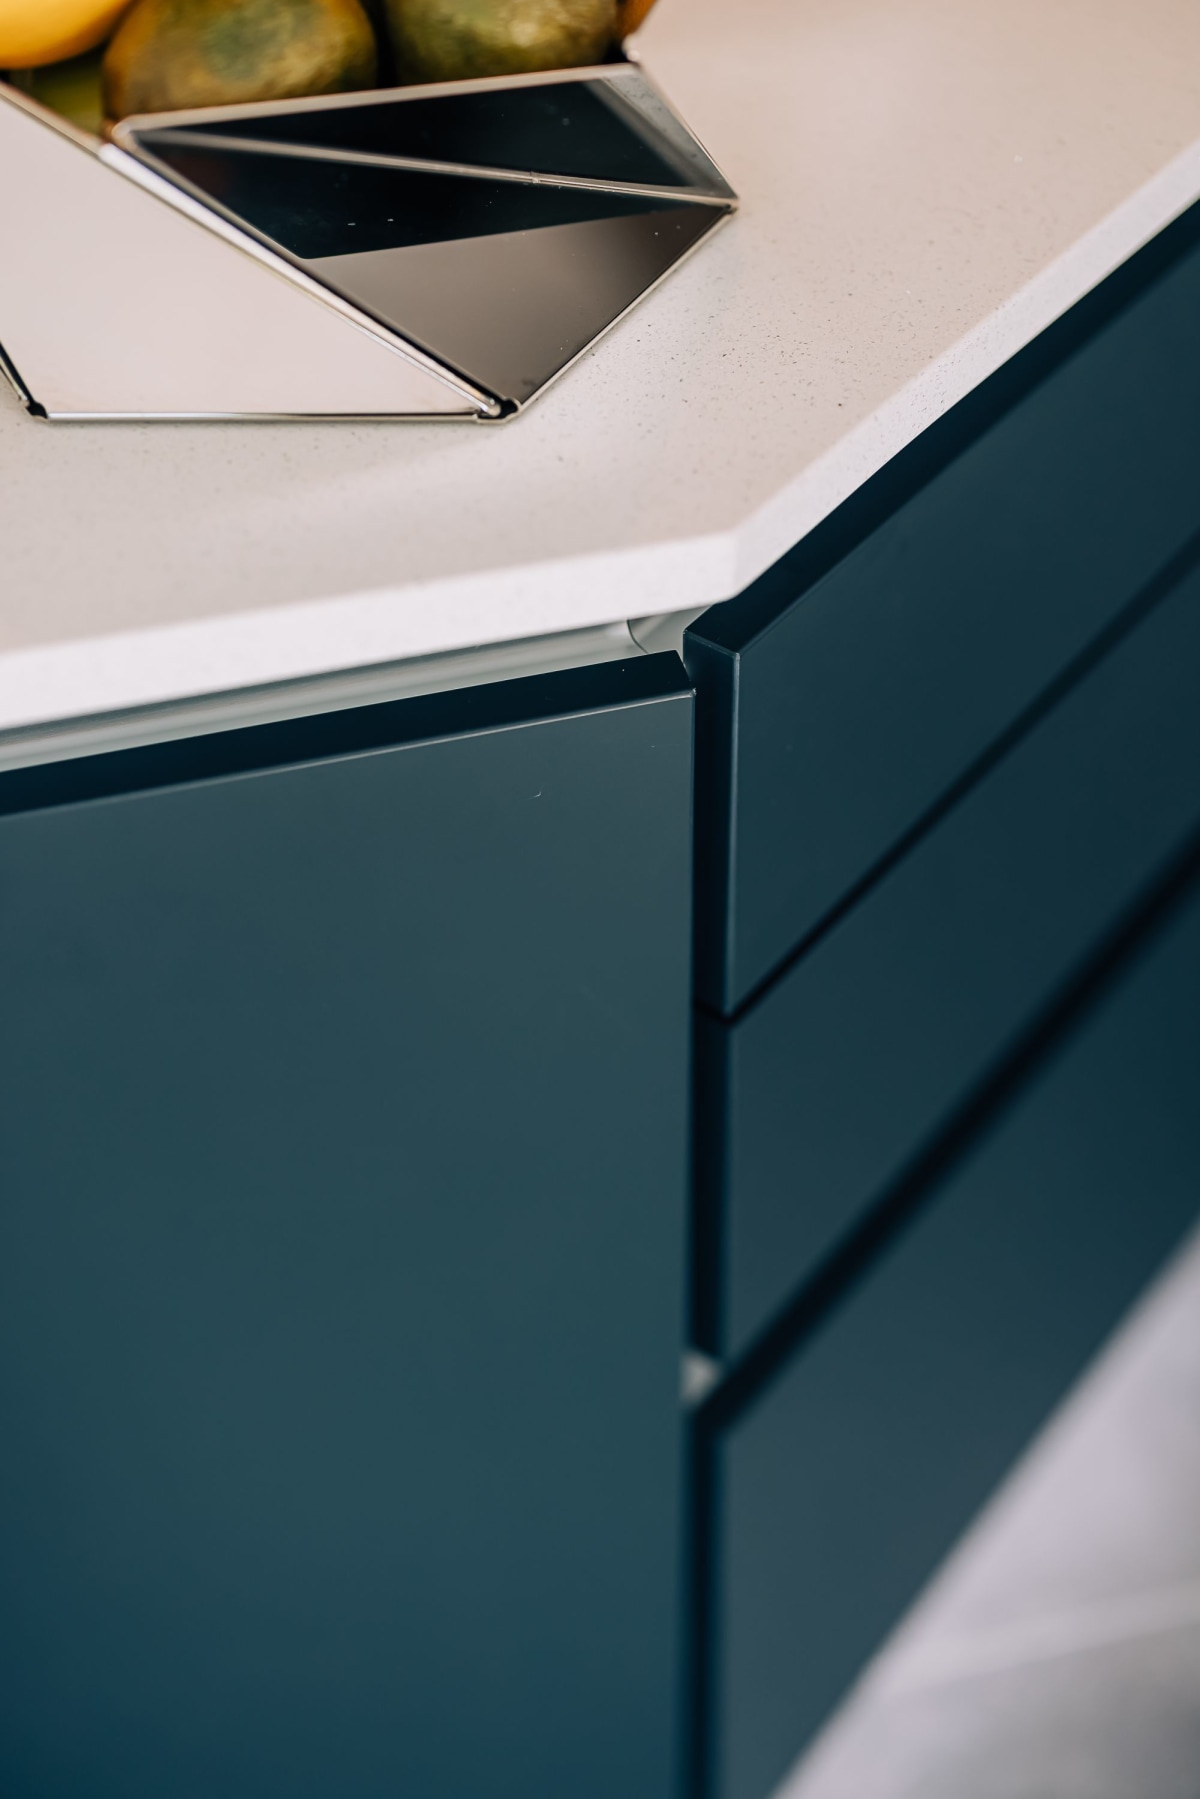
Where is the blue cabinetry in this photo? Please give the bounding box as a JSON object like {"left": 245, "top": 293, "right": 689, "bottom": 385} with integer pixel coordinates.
{"left": 696, "top": 554, "right": 1200, "bottom": 1360}
{"left": 0, "top": 656, "right": 693, "bottom": 1799}
{"left": 685, "top": 203, "right": 1200, "bottom": 1016}
{"left": 5, "top": 197, "right": 1200, "bottom": 1799}
{"left": 695, "top": 845, "right": 1200, "bottom": 1799}
{"left": 685, "top": 196, "right": 1200, "bottom": 1799}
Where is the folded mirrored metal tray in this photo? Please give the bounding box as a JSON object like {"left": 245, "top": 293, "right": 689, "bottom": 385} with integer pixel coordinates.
{"left": 0, "top": 60, "right": 736, "bottom": 421}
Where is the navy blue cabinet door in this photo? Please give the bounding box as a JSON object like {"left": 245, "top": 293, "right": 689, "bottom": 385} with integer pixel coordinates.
{"left": 695, "top": 843, "right": 1200, "bottom": 1799}
{"left": 0, "top": 656, "right": 693, "bottom": 1799}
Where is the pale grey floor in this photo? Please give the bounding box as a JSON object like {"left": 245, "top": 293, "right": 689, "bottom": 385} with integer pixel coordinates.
{"left": 776, "top": 1224, "right": 1200, "bottom": 1799}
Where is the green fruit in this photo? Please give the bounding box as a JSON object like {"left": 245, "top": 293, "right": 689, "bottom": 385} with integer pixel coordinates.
{"left": 386, "top": 0, "right": 617, "bottom": 84}
{"left": 103, "top": 0, "right": 377, "bottom": 119}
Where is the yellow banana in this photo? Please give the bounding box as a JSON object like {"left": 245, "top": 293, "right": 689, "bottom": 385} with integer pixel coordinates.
{"left": 1, "top": 0, "right": 130, "bottom": 69}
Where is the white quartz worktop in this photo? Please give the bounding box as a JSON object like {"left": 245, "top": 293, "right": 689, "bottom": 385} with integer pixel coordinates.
{"left": 4, "top": 0, "right": 1200, "bottom": 734}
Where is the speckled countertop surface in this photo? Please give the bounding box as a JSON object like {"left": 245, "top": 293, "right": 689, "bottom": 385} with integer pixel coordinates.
{"left": 3, "top": 0, "right": 1200, "bottom": 731}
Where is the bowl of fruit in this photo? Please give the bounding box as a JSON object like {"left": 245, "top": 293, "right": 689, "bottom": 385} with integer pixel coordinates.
{"left": 2, "top": 0, "right": 663, "bottom": 129}
{"left": 0, "top": 0, "right": 735, "bottom": 421}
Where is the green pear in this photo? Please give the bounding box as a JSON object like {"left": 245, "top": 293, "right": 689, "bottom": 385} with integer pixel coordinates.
{"left": 387, "top": 0, "right": 618, "bottom": 85}
{"left": 103, "top": 0, "right": 377, "bottom": 119}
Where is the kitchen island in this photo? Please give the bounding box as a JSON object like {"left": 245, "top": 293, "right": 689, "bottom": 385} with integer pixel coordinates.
{"left": 3, "top": 3, "right": 1200, "bottom": 1798}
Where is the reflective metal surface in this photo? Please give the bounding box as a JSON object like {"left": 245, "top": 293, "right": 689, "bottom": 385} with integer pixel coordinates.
{"left": 117, "top": 62, "right": 736, "bottom": 411}
{"left": 0, "top": 619, "right": 642, "bottom": 773}
{"left": 122, "top": 130, "right": 725, "bottom": 401}
{"left": 128, "top": 139, "right": 713, "bottom": 257}
{"left": 1, "top": 62, "right": 736, "bottom": 421}
{"left": 124, "top": 65, "right": 735, "bottom": 199}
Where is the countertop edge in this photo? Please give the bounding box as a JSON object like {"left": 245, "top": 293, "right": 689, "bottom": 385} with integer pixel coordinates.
{"left": 4, "top": 135, "right": 1199, "bottom": 737}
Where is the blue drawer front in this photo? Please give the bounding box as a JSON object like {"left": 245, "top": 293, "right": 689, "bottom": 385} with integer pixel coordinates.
{"left": 687, "top": 203, "right": 1200, "bottom": 1014}
{"left": 698, "top": 858, "right": 1200, "bottom": 1799}
{"left": 698, "top": 553, "right": 1200, "bottom": 1359}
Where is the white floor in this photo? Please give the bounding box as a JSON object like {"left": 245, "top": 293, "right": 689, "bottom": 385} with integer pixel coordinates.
{"left": 776, "top": 1224, "right": 1200, "bottom": 1799}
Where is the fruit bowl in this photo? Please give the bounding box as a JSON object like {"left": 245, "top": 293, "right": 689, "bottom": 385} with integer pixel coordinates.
{"left": 0, "top": 53, "right": 736, "bottom": 421}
